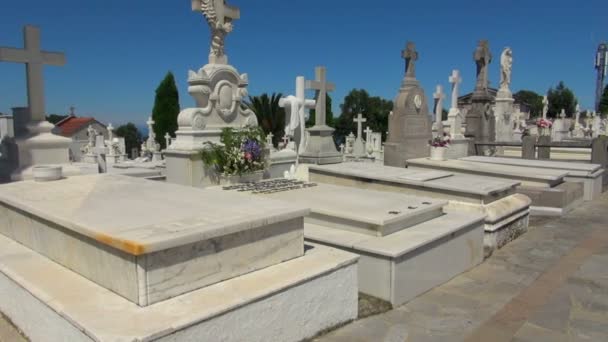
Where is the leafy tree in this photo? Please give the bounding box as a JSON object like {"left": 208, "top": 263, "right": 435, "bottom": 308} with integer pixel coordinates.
{"left": 334, "top": 89, "right": 393, "bottom": 144}
{"left": 152, "top": 72, "right": 180, "bottom": 149}
{"left": 547, "top": 81, "right": 577, "bottom": 118}
{"left": 245, "top": 93, "right": 285, "bottom": 147}
{"left": 306, "top": 94, "right": 334, "bottom": 127}
{"left": 115, "top": 123, "right": 143, "bottom": 158}
{"left": 599, "top": 84, "right": 608, "bottom": 115}
{"left": 513, "top": 90, "right": 543, "bottom": 117}
{"left": 46, "top": 114, "right": 68, "bottom": 125}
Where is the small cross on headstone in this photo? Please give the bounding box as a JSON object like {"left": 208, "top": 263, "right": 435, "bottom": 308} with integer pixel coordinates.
{"left": 266, "top": 132, "right": 274, "bottom": 148}
{"left": 69, "top": 106, "right": 76, "bottom": 116}
{"left": 164, "top": 133, "right": 171, "bottom": 148}
{"left": 401, "top": 42, "right": 418, "bottom": 78}
{"left": 560, "top": 109, "right": 566, "bottom": 119}
{"left": 281, "top": 135, "right": 290, "bottom": 149}
{"left": 433, "top": 85, "right": 445, "bottom": 127}
{"left": 448, "top": 70, "right": 462, "bottom": 110}
{"left": 306, "top": 66, "right": 335, "bottom": 127}
{"left": 364, "top": 126, "right": 373, "bottom": 144}
{"left": 0, "top": 25, "right": 66, "bottom": 122}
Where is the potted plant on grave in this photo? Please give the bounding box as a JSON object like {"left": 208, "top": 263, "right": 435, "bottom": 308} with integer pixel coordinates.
{"left": 536, "top": 118, "right": 553, "bottom": 136}
{"left": 428, "top": 133, "right": 451, "bottom": 161}
{"left": 201, "top": 126, "right": 267, "bottom": 185}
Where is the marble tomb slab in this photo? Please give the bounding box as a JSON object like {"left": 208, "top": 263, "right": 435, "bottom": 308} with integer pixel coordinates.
{"left": 308, "top": 162, "right": 531, "bottom": 255}
{"left": 250, "top": 183, "right": 448, "bottom": 236}
{"left": 0, "top": 234, "right": 358, "bottom": 342}
{"left": 406, "top": 158, "right": 568, "bottom": 188}
{"left": 460, "top": 156, "right": 604, "bottom": 201}
{"left": 0, "top": 174, "right": 308, "bottom": 306}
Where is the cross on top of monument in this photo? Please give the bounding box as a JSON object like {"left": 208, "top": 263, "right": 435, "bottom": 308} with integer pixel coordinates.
{"left": 354, "top": 113, "right": 367, "bottom": 139}
{"left": 401, "top": 42, "right": 418, "bottom": 78}
{"left": 69, "top": 106, "right": 76, "bottom": 116}
{"left": 433, "top": 85, "right": 445, "bottom": 119}
{"left": 147, "top": 116, "right": 155, "bottom": 128}
{"left": 306, "top": 66, "right": 335, "bottom": 127}
{"left": 0, "top": 25, "right": 66, "bottom": 122}
{"left": 364, "top": 126, "right": 373, "bottom": 139}
{"left": 433, "top": 85, "right": 445, "bottom": 101}
{"left": 449, "top": 69, "right": 462, "bottom": 85}
{"left": 193, "top": 0, "right": 240, "bottom": 25}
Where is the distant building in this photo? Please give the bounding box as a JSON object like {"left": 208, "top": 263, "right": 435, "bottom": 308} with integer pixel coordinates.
{"left": 53, "top": 114, "right": 108, "bottom": 161}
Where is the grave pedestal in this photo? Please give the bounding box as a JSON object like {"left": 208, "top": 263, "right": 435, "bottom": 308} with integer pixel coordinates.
{"left": 267, "top": 148, "right": 297, "bottom": 179}
{"left": 11, "top": 120, "right": 72, "bottom": 181}
{"left": 445, "top": 138, "right": 471, "bottom": 159}
{"left": 298, "top": 125, "right": 343, "bottom": 165}
{"left": 494, "top": 90, "right": 515, "bottom": 142}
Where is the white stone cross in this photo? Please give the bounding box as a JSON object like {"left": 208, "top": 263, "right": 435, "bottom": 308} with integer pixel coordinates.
{"left": 448, "top": 70, "right": 462, "bottom": 110}
{"left": 560, "top": 109, "right": 566, "bottom": 119}
{"left": 354, "top": 114, "right": 367, "bottom": 139}
{"left": 0, "top": 25, "right": 66, "bottom": 122}
{"left": 192, "top": 0, "right": 240, "bottom": 27}
{"left": 306, "top": 66, "right": 335, "bottom": 127}
{"left": 266, "top": 132, "right": 274, "bottom": 147}
{"left": 69, "top": 106, "right": 76, "bottom": 116}
{"left": 279, "top": 76, "right": 316, "bottom": 153}
{"left": 433, "top": 85, "right": 445, "bottom": 130}
{"left": 281, "top": 135, "right": 290, "bottom": 149}
{"left": 364, "top": 126, "right": 373, "bottom": 144}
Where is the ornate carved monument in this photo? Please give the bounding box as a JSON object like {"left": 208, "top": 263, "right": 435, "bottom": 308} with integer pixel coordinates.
{"left": 495, "top": 47, "right": 515, "bottom": 142}
{"left": 384, "top": 42, "right": 432, "bottom": 167}
{"left": 165, "top": 0, "right": 259, "bottom": 187}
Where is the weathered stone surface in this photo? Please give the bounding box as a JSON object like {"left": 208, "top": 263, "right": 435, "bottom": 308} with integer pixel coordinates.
{"left": 0, "top": 174, "right": 308, "bottom": 305}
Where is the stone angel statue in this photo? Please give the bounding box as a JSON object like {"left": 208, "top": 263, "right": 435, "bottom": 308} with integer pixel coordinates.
{"left": 500, "top": 47, "right": 513, "bottom": 91}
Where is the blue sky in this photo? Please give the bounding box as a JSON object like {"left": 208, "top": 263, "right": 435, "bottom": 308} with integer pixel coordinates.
{"left": 1, "top": 0, "right": 607, "bottom": 127}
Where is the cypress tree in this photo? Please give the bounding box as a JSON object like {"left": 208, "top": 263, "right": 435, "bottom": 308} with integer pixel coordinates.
{"left": 152, "top": 72, "right": 180, "bottom": 148}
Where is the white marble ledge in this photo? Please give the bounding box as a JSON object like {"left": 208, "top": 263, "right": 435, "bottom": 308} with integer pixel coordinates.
{"left": 0, "top": 234, "right": 357, "bottom": 341}
{"left": 306, "top": 212, "right": 486, "bottom": 258}
{"left": 461, "top": 156, "right": 602, "bottom": 174}
{"left": 0, "top": 174, "right": 309, "bottom": 255}
{"left": 258, "top": 183, "right": 447, "bottom": 226}
{"left": 309, "top": 162, "right": 520, "bottom": 196}
{"left": 407, "top": 158, "right": 569, "bottom": 182}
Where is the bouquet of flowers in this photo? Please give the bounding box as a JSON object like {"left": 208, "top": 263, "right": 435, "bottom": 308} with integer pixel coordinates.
{"left": 429, "top": 133, "right": 451, "bottom": 148}
{"left": 201, "top": 126, "right": 266, "bottom": 176}
{"left": 536, "top": 118, "right": 553, "bottom": 129}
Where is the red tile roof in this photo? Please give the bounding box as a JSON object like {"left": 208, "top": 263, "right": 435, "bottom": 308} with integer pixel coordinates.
{"left": 55, "top": 116, "right": 96, "bottom": 137}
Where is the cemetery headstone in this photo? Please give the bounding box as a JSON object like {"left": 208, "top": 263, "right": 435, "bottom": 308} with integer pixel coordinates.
{"left": 352, "top": 113, "right": 367, "bottom": 158}
{"left": 465, "top": 40, "right": 494, "bottom": 149}
{"left": 384, "top": 41, "right": 432, "bottom": 167}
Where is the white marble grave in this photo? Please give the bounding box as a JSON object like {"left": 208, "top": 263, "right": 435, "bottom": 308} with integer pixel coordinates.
{"left": 0, "top": 173, "right": 358, "bottom": 341}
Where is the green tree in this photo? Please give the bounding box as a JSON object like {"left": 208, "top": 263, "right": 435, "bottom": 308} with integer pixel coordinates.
{"left": 599, "top": 84, "right": 608, "bottom": 114}
{"left": 152, "top": 72, "right": 180, "bottom": 149}
{"left": 513, "top": 90, "right": 543, "bottom": 117}
{"left": 46, "top": 114, "right": 68, "bottom": 125}
{"left": 334, "top": 89, "right": 393, "bottom": 144}
{"left": 306, "top": 94, "right": 333, "bottom": 127}
{"left": 115, "top": 123, "right": 143, "bottom": 158}
{"left": 547, "top": 81, "right": 577, "bottom": 118}
{"left": 245, "top": 93, "right": 285, "bottom": 147}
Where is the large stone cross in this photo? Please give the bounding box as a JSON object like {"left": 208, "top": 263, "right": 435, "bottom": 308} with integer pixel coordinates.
{"left": 306, "top": 66, "right": 335, "bottom": 127}
{"left": 0, "top": 25, "right": 66, "bottom": 122}
{"left": 401, "top": 42, "right": 418, "bottom": 78}
{"left": 192, "top": 0, "right": 240, "bottom": 25}
{"left": 354, "top": 113, "right": 367, "bottom": 140}
{"left": 448, "top": 70, "right": 462, "bottom": 110}
{"left": 433, "top": 85, "right": 445, "bottom": 127}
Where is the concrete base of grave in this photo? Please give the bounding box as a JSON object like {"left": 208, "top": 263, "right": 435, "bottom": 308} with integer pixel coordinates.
{"left": 299, "top": 125, "right": 343, "bottom": 165}
{"left": 521, "top": 182, "right": 585, "bottom": 216}
{"left": 267, "top": 148, "right": 297, "bottom": 179}
{"left": 0, "top": 235, "right": 358, "bottom": 342}
{"left": 305, "top": 212, "right": 484, "bottom": 306}
{"left": 445, "top": 138, "right": 471, "bottom": 160}
{"left": 164, "top": 149, "right": 208, "bottom": 187}
{"left": 11, "top": 163, "right": 99, "bottom": 181}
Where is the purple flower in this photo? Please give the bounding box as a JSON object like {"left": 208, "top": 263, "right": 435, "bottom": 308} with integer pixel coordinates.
{"left": 241, "top": 139, "right": 262, "bottom": 160}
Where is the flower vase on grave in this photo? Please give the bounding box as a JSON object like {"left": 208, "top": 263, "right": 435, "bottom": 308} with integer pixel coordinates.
{"left": 430, "top": 147, "right": 447, "bottom": 161}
